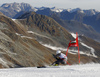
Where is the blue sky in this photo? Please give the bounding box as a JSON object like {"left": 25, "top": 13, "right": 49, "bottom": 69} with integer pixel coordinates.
{"left": 0, "top": 0, "right": 100, "bottom": 11}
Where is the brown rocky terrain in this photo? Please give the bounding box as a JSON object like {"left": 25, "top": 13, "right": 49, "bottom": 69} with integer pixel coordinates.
{"left": 0, "top": 12, "right": 100, "bottom": 68}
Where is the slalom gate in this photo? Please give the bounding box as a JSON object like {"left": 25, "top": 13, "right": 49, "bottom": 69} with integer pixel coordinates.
{"left": 66, "top": 32, "right": 80, "bottom": 65}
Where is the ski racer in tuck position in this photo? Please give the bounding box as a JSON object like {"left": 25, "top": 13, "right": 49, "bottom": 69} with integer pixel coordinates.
{"left": 52, "top": 50, "right": 67, "bottom": 66}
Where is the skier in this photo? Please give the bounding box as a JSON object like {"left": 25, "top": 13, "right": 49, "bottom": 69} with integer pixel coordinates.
{"left": 51, "top": 50, "right": 67, "bottom": 66}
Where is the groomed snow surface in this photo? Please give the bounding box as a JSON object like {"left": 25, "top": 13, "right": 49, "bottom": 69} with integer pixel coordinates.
{"left": 0, "top": 64, "right": 100, "bottom": 77}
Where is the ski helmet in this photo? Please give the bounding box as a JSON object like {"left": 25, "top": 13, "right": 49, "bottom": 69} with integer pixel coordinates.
{"left": 56, "top": 50, "right": 61, "bottom": 54}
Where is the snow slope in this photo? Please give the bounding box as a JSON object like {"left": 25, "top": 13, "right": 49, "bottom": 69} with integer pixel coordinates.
{"left": 0, "top": 64, "right": 100, "bottom": 77}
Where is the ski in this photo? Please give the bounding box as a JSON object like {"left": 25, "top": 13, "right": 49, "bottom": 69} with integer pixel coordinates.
{"left": 37, "top": 66, "right": 60, "bottom": 68}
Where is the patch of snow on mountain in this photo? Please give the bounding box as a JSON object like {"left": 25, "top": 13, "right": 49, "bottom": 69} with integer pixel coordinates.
{"left": 15, "top": 33, "right": 33, "bottom": 39}
{"left": 70, "top": 8, "right": 82, "bottom": 13}
{"left": 28, "top": 31, "right": 49, "bottom": 39}
{"left": 80, "top": 10, "right": 84, "bottom": 13}
{"left": 80, "top": 42, "right": 97, "bottom": 58}
{"left": 90, "top": 9, "right": 96, "bottom": 15}
{"left": 70, "top": 32, "right": 76, "bottom": 38}
{"left": 34, "top": 6, "right": 47, "bottom": 11}
{"left": 12, "top": 19, "right": 16, "bottom": 21}
{"left": 66, "top": 8, "right": 72, "bottom": 12}
{"left": 51, "top": 7, "right": 63, "bottom": 12}
{"left": 40, "top": 42, "right": 96, "bottom": 57}
{"left": 16, "top": 7, "right": 21, "bottom": 12}
{"left": 40, "top": 43, "right": 67, "bottom": 51}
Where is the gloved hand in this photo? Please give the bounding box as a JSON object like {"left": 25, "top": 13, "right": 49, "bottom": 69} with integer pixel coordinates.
{"left": 56, "top": 56, "right": 60, "bottom": 59}
{"left": 52, "top": 54, "right": 60, "bottom": 60}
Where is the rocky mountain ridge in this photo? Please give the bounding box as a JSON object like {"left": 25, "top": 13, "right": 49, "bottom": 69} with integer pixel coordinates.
{"left": 0, "top": 2, "right": 100, "bottom": 34}
{"left": 0, "top": 2, "right": 35, "bottom": 18}
{"left": 0, "top": 2, "right": 99, "bottom": 18}
{"left": 0, "top": 13, "right": 57, "bottom": 68}
{"left": 0, "top": 3, "right": 100, "bottom": 68}
{"left": 36, "top": 8, "right": 100, "bottom": 41}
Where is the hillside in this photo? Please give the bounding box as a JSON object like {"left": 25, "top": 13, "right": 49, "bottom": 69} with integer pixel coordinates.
{"left": 0, "top": 11, "right": 100, "bottom": 68}
{"left": 83, "top": 13, "right": 100, "bottom": 33}
{"left": 17, "top": 12, "right": 74, "bottom": 47}
{"left": 0, "top": 13, "right": 57, "bottom": 68}
{"left": 51, "top": 14, "right": 100, "bottom": 42}
{"left": 17, "top": 12, "right": 100, "bottom": 62}
{"left": 0, "top": 2, "right": 100, "bottom": 40}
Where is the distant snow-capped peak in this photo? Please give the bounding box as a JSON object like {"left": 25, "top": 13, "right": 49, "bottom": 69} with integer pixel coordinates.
{"left": 1, "top": 2, "right": 99, "bottom": 16}
{"left": 1, "top": 2, "right": 35, "bottom": 12}
{"left": 69, "top": 8, "right": 82, "bottom": 13}
{"left": 33, "top": 6, "right": 100, "bottom": 15}
{"left": 66, "top": 8, "right": 84, "bottom": 14}
{"left": 34, "top": 6, "right": 64, "bottom": 12}
{"left": 34, "top": 6, "right": 47, "bottom": 11}
{"left": 50, "top": 7, "right": 64, "bottom": 12}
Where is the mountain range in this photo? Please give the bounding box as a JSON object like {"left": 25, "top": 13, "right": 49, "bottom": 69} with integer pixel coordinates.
{"left": 0, "top": 2, "right": 100, "bottom": 68}
{"left": 36, "top": 8, "right": 100, "bottom": 33}
{"left": 0, "top": 3, "right": 99, "bottom": 17}
{"left": 0, "top": 2, "right": 100, "bottom": 36}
